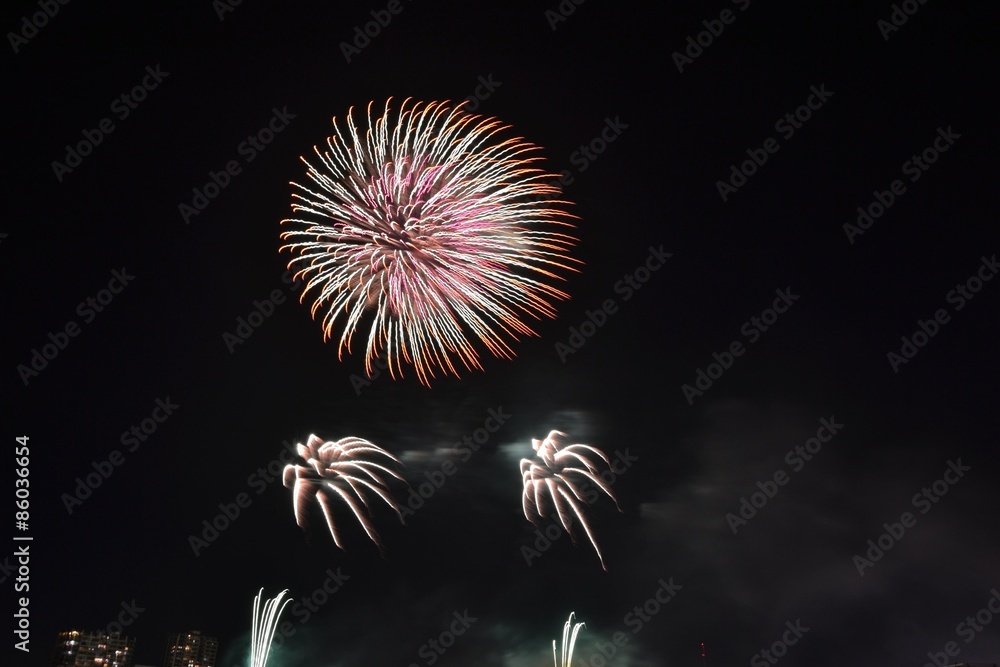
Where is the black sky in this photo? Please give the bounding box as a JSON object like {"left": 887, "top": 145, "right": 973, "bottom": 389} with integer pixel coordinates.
{"left": 4, "top": 1, "right": 1000, "bottom": 666}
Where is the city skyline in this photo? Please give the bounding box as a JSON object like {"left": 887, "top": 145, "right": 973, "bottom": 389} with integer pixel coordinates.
{"left": 49, "top": 629, "right": 220, "bottom": 667}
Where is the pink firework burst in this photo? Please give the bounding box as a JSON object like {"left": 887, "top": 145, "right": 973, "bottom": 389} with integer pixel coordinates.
{"left": 280, "top": 98, "right": 579, "bottom": 386}
{"left": 282, "top": 434, "right": 405, "bottom": 553}
{"left": 520, "top": 430, "right": 623, "bottom": 570}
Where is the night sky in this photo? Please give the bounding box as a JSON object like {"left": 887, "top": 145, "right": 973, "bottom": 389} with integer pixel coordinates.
{"left": 4, "top": 1, "right": 1000, "bottom": 666}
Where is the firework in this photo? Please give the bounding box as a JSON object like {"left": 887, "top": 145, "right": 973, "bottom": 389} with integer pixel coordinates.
{"left": 520, "top": 430, "right": 622, "bottom": 570}
{"left": 553, "top": 612, "right": 585, "bottom": 667}
{"left": 249, "top": 588, "right": 290, "bottom": 667}
{"left": 283, "top": 434, "right": 405, "bottom": 552}
{"left": 280, "top": 98, "right": 579, "bottom": 386}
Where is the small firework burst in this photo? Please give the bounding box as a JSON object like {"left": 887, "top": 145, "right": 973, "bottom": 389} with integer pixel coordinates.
{"left": 282, "top": 434, "right": 404, "bottom": 553}
{"left": 249, "top": 588, "right": 290, "bottom": 667}
{"left": 520, "top": 430, "right": 622, "bottom": 570}
{"left": 280, "top": 97, "right": 579, "bottom": 386}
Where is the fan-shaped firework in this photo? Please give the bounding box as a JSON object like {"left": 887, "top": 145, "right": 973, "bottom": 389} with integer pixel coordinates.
{"left": 249, "top": 588, "right": 290, "bottom": 667}
{"left": 280, "top": 98, "right": 579, "bottom": 386}
{"left": 282, "top": 434, "right": 404, "bottom": 552}
{"left": 520, "top": 430, "right": 622, "bottom": 570}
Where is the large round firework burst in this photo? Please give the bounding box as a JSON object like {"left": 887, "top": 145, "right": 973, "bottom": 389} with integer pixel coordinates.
{"left": 280, "top": 98, "right": 579, "bottom": 386}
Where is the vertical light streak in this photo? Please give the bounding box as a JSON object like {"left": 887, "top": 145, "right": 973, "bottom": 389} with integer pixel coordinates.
{"left": 553, "top": 612, "right": 585, "bottom": 667}
{"left": 250, "top": 588, "right": 291, "bottom": 667}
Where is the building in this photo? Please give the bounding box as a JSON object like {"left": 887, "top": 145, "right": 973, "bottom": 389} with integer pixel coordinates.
{"left": 53, "top": 630, "right": 135, "bottom": 667}
{"left": 162, "top": 631, "right": 219, "bottom": 667}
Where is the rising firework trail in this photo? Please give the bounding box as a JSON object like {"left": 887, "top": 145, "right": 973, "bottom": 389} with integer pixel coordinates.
{"left": 283, "top": 434, "right": 405, "bottom": 553}
{"left": 249, "top": 588, "right": 290, "bottom": 667}
{"left": 553, "top": 612, "right": 585, "bottom": 667}
{"left": 521, "top": 430, "right": 622, "bottom": 570}
{"left": 280, "top": 97, "right": 579, "bottom": 386}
